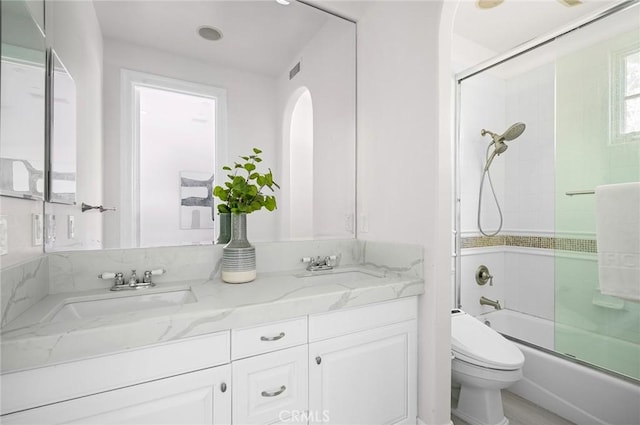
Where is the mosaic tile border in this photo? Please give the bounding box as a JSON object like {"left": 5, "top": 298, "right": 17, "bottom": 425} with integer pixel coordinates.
{"left": 461, "top": 235, "right": 597, "bottom": 253}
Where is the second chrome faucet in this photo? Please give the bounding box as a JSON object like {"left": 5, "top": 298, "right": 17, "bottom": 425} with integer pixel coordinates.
{"left": 99, "top": 268, "right": 166, "bottom": 291}
{"left": 301, "top": 255, "right": 338, "bottom": 271}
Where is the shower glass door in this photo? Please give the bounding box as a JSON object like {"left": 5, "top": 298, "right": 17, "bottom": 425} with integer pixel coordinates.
{"left": 553, "top": 5, "right": 640, "bottom": 381}
{"left": 455, "top": 1, "right": 640, "bottom": 382}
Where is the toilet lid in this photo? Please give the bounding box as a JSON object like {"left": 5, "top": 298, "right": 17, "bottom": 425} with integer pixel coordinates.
{"left": 451, "top": 311, "right": 524, "bottom": 370}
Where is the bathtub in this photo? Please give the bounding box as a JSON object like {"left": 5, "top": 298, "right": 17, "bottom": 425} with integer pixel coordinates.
{"left": 479, "top": 309, "right": 640, "bottom": 425}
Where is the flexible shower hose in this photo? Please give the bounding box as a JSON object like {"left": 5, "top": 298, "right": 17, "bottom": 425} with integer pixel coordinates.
{"left": 477, "top": 144, "right": 504, "bottom": 237}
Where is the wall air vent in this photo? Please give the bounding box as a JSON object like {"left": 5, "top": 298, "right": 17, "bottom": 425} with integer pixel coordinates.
{"left": 289, "top": 61, "right": 301, "bottom": 80}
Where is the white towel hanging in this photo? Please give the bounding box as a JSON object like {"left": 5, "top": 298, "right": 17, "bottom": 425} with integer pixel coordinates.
{"left": 595, "top": 182, "right": 640, "bottom": 302}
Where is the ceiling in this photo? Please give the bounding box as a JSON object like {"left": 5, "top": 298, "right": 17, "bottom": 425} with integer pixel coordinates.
{"left": 93, "top": 0, "right": 633, "bottom": 77}
{"left": 92, "top": 0, "right": 333, "bottom": 78}
{"left": 453, "top": 0, "right": 623, "bottom": 55}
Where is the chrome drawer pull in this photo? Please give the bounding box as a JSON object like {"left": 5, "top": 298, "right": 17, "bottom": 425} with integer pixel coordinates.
{"left": 261, "top": 385, "right": 286, "bottom": 398}
{"left": 260, "top": 332, "right": 285, "bottom": 342}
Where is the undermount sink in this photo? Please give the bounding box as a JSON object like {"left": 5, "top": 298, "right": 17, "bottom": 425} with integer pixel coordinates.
{"left": 294, "top": 269, "right": 384, "bottom": 285}
{"left": 48, "top": 289, "right": 196, "bottom": 323}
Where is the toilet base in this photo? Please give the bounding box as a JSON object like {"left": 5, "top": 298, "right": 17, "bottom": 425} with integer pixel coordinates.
{"left": 452, "top": 386, "right": 509, "bottom": 425}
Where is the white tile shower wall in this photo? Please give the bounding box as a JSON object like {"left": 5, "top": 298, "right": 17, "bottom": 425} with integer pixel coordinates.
{"left": 460, "top": 249, "right": 505, "bottom": 316}
{"left": 459, "top": 72, "right": 507, "bottom": 234}
{"left": 504, "top": 248, "right": 555, "bottom": 321}
{"left": 504, "top": 62, "right": 555, "bottom": 234}
{"left": 0, "top": 255, "right": 49, "bottom": 327}
{"left": 459, "top": 63, "right": 556, "bottom": 323}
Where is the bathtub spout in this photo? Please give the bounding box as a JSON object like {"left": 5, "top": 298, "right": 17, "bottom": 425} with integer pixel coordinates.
{"left": 480, "top": 296, "right": 502, "bottom": 310}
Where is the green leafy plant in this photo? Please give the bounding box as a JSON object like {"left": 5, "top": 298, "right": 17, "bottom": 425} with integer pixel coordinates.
{"left": 213, "top": 148, "right": 280, "bottom": 214}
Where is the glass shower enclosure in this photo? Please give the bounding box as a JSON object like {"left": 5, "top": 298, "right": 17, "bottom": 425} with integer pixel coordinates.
{"left": 454, "top": 1, "right": 640, "bottom": 381}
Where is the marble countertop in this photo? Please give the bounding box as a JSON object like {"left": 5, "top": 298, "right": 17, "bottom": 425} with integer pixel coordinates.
{"left": 1, "top": 266, "right": 423, "bottom": 374}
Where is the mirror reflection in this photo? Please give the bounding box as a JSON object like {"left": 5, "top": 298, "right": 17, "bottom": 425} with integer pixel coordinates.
{"left": 47, "top": 49, "right": 77, "bottom": 205}
{"left": 0, "top": 0, "right": 46, "bottom": 200}
{"left": 45, "top": 0, "right": 356, "bottom": 251}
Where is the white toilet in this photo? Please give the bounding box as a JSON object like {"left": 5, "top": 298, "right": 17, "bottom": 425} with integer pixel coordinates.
{"left": 451, "top": 310, "right": 525, "bottom": 425}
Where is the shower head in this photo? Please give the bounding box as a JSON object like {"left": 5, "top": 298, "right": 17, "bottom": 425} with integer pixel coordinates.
{"left": 481, "top": 122, "right": 526, "bottom": 144}
{"left": 502, "top": 122, "right": 526, "bottom": 141}
{"left": 481, "top": 122, "right": 526, "bottom": 171}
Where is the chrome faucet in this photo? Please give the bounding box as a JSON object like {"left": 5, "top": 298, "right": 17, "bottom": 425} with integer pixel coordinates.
{"left": 480, "top": 296, "right": 502, "bottom": 310}
{"left": 128, "top": 269, "right": 139, "bottom": 287}
{"left": 99, "top": 269, "right": 166, "bottom": 291}
{"left": 302, "top": 255, "right": 338, "bottom": 272}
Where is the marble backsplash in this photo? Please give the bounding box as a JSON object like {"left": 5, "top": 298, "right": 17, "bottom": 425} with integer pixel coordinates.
{"left": 1, "top": 239, "right": 423, "bottom": 324}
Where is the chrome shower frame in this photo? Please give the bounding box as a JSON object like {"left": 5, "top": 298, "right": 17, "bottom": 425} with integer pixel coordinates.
{"left": 452, "top": 0, "right": 639, "bottom": 309}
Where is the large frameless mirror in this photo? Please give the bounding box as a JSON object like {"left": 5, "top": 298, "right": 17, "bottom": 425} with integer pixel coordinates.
{"left": 0, "top": 0, "right": 46, "bottom": 201}
{"left": 43, "top": 0, "right": 356, "bottom": 251}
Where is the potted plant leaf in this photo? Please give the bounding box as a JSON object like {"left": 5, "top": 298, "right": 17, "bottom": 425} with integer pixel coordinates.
{"left": 213, "top": 148, "right": 279, "bottom": 283}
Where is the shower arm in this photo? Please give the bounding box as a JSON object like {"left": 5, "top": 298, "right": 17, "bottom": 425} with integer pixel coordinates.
{"left": 481, "top": 129, "right": 500, "bottom": 142}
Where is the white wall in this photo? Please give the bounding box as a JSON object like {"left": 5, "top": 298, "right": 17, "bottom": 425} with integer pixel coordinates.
{"left": 356, "top": 2, "right": 450, "bottom": 424}
{"left": 101, "top": 39, "right": 279, "bottom": 247}
{"left": 44, "top": 0, "right": 104, "bottom": 252}
{"left": 0, "top": 198, "right": 44, "bottom": 268}
{"left": 276, "top": 17, "right": 356, "bottom": 241}
{"left": 288, "top": 90, "right": 314, "bottom": 238}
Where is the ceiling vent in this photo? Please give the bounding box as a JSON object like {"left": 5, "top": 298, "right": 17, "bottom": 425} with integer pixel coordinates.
{"left": 289, "top": 61, "right": 301, "bottom": 80}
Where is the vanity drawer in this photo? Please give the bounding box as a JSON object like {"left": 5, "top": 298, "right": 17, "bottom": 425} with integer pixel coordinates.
{"left": 232, "top": 345, "right": 308, "bottom": 425}
{"left": 231, "top": 316, "right": 307, "bottom": 360}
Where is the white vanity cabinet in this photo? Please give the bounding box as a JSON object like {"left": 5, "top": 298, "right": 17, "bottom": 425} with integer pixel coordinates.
{"left": 308, "top": 297, "right": 418, "bottom": 425}
{"left": 1, "top": 331, "right": 232, "bottom": 424}
{"left": 228, "top": 298, "right": 417, "bottom": 425}
{"left": 2, "top": 365, "right": 231, "bottom": 425}
{"left": 1, "top": 297, "right": 418, "bottom": 425}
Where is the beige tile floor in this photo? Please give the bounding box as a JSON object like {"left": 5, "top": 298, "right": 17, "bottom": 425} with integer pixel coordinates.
{"left": 452, "top": 390, "right": 575, "bottom": 425}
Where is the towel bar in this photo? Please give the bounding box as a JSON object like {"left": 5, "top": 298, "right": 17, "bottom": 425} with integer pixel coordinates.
{"left": 565, "top": 190, "right": 595, "bottom": 196}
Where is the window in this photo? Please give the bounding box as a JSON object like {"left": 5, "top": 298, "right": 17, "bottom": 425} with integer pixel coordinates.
{"left": 612, "top": 44, "right": 640, "bottom": 143}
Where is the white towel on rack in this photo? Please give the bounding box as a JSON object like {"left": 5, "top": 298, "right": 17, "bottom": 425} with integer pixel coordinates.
{"left": 595, "top": 182, "right": 640, "bottom": 301}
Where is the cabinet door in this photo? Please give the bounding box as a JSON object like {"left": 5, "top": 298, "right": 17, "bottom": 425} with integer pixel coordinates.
{"left": 232, "top": 345, "right": 308, "bottom": 425}
{"left": 309, "top": 320, "right": 416, "bottom": 425}
{"left": 1, "top": 365, "right": 231, "bottom": 425}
